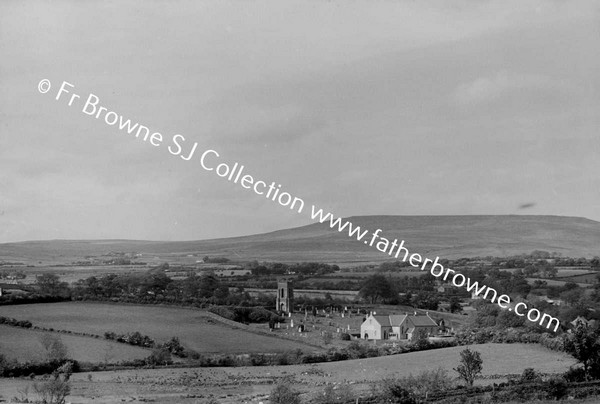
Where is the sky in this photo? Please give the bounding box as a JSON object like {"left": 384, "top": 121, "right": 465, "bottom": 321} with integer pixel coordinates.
{"left": 1, "top": 0, "right": 599, "bottom": 243}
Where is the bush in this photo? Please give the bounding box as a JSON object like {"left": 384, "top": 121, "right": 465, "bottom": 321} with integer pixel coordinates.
{"left": 543, "top": 376, "right": 568, "bottom": 400}
{"left": 248, "top": 307, "right": 274, "bottom": 323}
{"left": 379, "top": 378, "right": 418, "bottom": 404}
{"left": 162, "top": 337, "right": 185, "bottom": 357}
{"left": 207, "top": 306, "right": 236, "bottom": 320}
{"left": 403, "top": 368, "right": 454, "bottom": 397}
{"left": 146, "top": 348, "right": 172, "bottom": 366}
{"left": 313, "top": 384, "right": 355, "bottom": 404}
{"left": 563, "top": 366, "right": 586, "bottom": 383}
{"left": 32, "top": 361, "right": 73, "bottom": 404}
{"left": 520, "top": 368, "right": 542, "bottom": 383}
{"left": 269, "top": 381, "right": 301, "bottom": 404}
{"left": 340, "top": 333, "right": 351, "bottom": 341}
{"left": 345, "top": 341, "right": 368, "bottom": 359}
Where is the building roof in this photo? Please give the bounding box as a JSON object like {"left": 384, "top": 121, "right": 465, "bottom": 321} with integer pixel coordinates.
{"left": 364, "top": 313, "right": 438, "bottom": 328}
{"left": 389, "top": 314, "right": 407, "bottom": 326}
{"left": 409, "top": 315, "right": 438, "bottom": 327}
{"left": 372, "top": 315, "right": 392, "bottom": 327}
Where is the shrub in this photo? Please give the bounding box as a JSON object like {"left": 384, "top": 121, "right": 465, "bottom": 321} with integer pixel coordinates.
{"left": 403, "top": 368, "right": 454, "bottom": 397}
{"left": 146, "top": 348, "right": 172, "bottom": 366}
{"left": 162, "top": 337, "right": 185, "bottom": 357}
{"left": 520, "top": 368, "right": 542, "bottom": 383}
{"left": 345, "top": 341, "right": 368, "bottom": 359}
{"left": 32, "top": 361, "right": 73, "bottom": 404}
{"left": 248, "top": 307, "right": 274, "bottom": 323}
{"left": 340, "top": 333, "right": 351, "bottom": 341}
{"left": 563, "top": 366, "right": 586, "bottom": 383}
{"left": 269, "top": 381, "right": 301, "bottom": 404}
{"left": 207, "top": 306, "right": 235, "bottom": 320}
{"left": 543, "top": 376, "right": 568, "bottom": 400}
{"left": 313, "top": 384, "right": 355, "bottom": 404}
{"left": 249, "top": 353, "right": 269, "bottom": 366}
{"left": 379, "top": 378, "right": 418, "bottom": 404}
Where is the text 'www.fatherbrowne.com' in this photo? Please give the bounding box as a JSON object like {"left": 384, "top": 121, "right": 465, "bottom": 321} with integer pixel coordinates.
{"left": 308, "top": 209, "right": 560, "bottom": 332}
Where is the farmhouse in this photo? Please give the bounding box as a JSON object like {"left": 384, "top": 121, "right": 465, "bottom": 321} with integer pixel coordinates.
{"left": 360, "top": 312, "right": 439, "bottom": 341}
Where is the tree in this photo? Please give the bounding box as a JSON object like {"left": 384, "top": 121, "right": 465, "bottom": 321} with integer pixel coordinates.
{"left": 359, "top": 274, "right": 396, "bottom": 304}
{"left": 561, "top": 289, "right": 582, "bottom": 306}
{"left": 213, "top": 284, "right": 230, "bottom": 301}
{"left": 411, "top": 329, "right": 430, "bottom": 350}
{"left": 198, "top": 274, "right": 219, "bottom": 298}
{"left": 454, "top": 348, "right": 483, "bottom": 387}
{"left": 449, "top": 297, "right": 462, "bottom": 313}
{"left": 39, "top": 334, "right": 68, "bottom": 362}
{"left": 147, "top": 348, "right": 172, "bottom": 366}
{"left": 523, "top": 265, "right": 537, "bottom": 277}
{"left": 411, "top": 292, "right": 440, "bottom": 311}
{"left": 563, "top": 323, "right": 600, "bottom": 380}
{"left": 33, "top": 361, "right": 73, "bottom": 404}
{"left": 0, "top": 353, "right": 8, "bottom": 376}
{"left": 36, "top": 274, "right": 69, "bottom": 296}
{"left": 496, "top": 308, "right": 525, "bottom": 328}
{"left": 163, "top": 337, "right": 185, "bottom": 357}
{"left": 269, "top": 380, "right": 301, "bottom": 404}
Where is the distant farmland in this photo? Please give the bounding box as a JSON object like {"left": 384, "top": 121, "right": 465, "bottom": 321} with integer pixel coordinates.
{"left": 0, "top": 302, "right": 320, "bottom": 354}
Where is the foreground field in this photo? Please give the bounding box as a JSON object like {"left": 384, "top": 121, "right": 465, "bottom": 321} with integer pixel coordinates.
{"left": 0, "top": 302, "right": 320, "bottom": 354}
{"left": 0, "top": 325, "right": 149, "bottom": 364}
{"left": 0, "top": 343, "right": 577, "bottom": 404}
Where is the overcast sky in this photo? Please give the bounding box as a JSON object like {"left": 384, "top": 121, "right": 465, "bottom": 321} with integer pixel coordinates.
{"left": 1, "top": 0, "right": 599, "bottom": 243}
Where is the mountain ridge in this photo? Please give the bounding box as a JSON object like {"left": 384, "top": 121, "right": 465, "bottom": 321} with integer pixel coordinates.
{"left": 1, "top": 215, "right": 599, "bottom": 263}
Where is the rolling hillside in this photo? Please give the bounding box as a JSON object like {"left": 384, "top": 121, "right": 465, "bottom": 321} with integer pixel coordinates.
{"left": 1, "top": 215, "right": 599, "bottom": 264}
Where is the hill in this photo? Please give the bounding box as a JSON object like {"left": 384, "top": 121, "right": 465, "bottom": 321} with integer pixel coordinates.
{"left": 1, "top": 215, "right": 599, "bottom": 264}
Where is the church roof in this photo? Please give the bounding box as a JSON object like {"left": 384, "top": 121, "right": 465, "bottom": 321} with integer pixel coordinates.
{"left": 409, "top": 315, "right": 438, "bottom": 327}
{"left": 372, "top": 315, "right": 392, "bottom": 327}
{"left": 365, "top": 313, "right": 438, "bottom": 328}
{"left": 389, "top": 314, "right": 408, "bottom": 326}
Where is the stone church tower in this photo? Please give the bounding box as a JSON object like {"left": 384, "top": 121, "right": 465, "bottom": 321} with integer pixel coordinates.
{"left": 276, "top": 280, "right": 294, "bottom": 313}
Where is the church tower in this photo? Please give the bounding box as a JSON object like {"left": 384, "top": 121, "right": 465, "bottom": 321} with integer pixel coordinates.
{"left": 276, "top": 280, "right": 294, "bottom": 313}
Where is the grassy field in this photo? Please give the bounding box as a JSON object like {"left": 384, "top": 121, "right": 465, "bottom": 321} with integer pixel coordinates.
{"left": 0, "top": 325, "right": 149, "bottom": 363}
{"left": 9, "top": 265, "right": 150, "bottom": 284}
{"left": 0, "top": 342, "right": 578, "bottom": 404}
{"left": 559, "top": 273, "right": 598, "bottom": 284}
{"left": 526, "top": 278, "right": 593, "bottom": 288}
{"left": 321, "top": 270, "right": 427, "bottom": 279}
{"left": 555, "top": 268, "right": 596, "bottom": 277}
{"left": 0, "top": 302, "right": 320, "bottom": 354}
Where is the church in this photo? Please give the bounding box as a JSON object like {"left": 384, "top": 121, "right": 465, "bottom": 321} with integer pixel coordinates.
{"left": 276, "top": 280, "right": 293, "bottom": 313}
